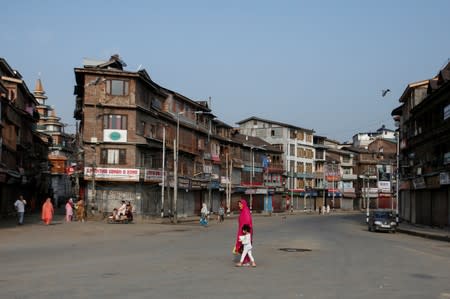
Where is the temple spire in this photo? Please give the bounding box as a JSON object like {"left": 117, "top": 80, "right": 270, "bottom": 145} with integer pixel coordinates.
{"left": 33, "top": 77, "right": 47, "bottom": 103}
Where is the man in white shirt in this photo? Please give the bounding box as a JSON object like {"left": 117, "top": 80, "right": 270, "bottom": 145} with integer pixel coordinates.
{"left": 14, "top": 195, "right": 26, "bottom": 225}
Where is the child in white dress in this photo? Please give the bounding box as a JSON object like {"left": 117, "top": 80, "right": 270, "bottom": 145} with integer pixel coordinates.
{"left": 236, "top": 224, "right": 256, "bottom": 267}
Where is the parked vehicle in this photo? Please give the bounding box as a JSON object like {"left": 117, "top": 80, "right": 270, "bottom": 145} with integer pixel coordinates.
{"left": 368, "top": 209, "right": 397, "bottom": 233}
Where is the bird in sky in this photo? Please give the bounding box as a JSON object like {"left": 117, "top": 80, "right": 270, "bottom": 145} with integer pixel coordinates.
{"left": 382, "top": 89, "right": 391, "bottom": 97}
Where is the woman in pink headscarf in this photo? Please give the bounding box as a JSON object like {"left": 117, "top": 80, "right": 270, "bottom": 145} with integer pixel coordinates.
{"left": 233, "top": 199, "right": 253, "bottom": 263}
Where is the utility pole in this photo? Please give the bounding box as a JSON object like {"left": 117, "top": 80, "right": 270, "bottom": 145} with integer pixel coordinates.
{"left": 303, "top": 170, "right": 307, "bottom": 211}
{"left": 395, "top": 131, "right": 400, "bottom": 224}
{"left": 229, "top": 159, "right": 233, "bottom": 214}
{"left": 288, "top": 160, "right": 298, "bottom": 212}
{"left": 249, "top": 147, "right": 254, "bottom": 212}
{"left": 161, "top": 125, "right": 166, "bottom": 218}
{"left": 173, "top": 112, "right": 183, "bottom": 224}
{"left": 173, "top": 139, "right": 177, "bottom": 223}
{"left": 323, "top": 164, "right": 326, "bottom": 212}
{"left": 332, "top": 161, "right": 335, "bottom": 210}
{"left": 226, "top": 153, "right": 229, "bottom": 215}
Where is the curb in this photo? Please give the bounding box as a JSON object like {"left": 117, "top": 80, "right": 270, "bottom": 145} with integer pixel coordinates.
{"left": 397, "top": 228, "right": 450, "bottom": 242}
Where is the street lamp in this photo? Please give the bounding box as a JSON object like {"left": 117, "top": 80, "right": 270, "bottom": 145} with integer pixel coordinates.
{"left": 332, "top": 161, "right": 336, "bottom": 210}
{"left": 173, "top": 111, "right": 184, "bottom": 224}
{"left": 250, "top": 146, "right": 254, "bottom": 212}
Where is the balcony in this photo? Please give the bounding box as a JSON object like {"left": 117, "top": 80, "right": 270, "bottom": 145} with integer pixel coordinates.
{"left": 341, "top": 160, "right": 353, "bottom": 167}
{"left": 295, "top": 172, "right": 315, "bottom": 179}
{"left": 314, "top": 171, "right": 324, "bottom": 179}
{"left": 267, "top": 163, "right": 284, "bottom": 173}
{"left": 342, "top": 173, "right": 357, "bottom": 180}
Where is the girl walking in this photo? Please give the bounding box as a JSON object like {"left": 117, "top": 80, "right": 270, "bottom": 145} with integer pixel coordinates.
{"left": 236, "top": 224, "right": 256, "bottom": 267}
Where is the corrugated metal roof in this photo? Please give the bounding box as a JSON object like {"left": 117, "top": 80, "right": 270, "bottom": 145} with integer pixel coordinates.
{"left": 236, "top": 116, "right": 314, "bottom": 133}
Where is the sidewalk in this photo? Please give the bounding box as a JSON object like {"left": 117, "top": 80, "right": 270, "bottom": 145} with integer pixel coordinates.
{"left": 397, "top": 221, "right": 450, "bottom": 242}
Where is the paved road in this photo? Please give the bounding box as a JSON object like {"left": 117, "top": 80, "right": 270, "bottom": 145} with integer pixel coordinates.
{"left": 1, "top": 213, "right": 449, "bottom": 299}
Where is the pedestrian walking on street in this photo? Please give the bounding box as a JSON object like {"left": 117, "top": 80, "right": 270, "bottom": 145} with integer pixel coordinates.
{"left": 233, "top": 199, "right": 253, "bottom": 265}
{"left": 14, "top": 195, "right": 26, "bottom": 225}
{"left": 236, "top": 224, "right": 256, "bottom": 267}
{"left": 218, "top": 202, "right": 225, "bottom": 223}
{"left": 41, "top": 197, "right": 54, "bottom": 225}
{"left": 65, "top": 198, "right": 74, "bottom": 222}
{"left": 76, "top": 199, "right": 85, "bottom": 222}
{"left": 200, "top": 202, "right": 209, "bottom": 226}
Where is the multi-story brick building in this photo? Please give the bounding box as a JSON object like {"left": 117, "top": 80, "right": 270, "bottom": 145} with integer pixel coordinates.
{"left": 0, "top": 58, "right": 50, "bottom": 215}
{"left": 73, "top": 55, "right": 285, "bottom": 218}
{"left": 345, "top": 138, "right": 396, "bottom": 211}
{"left": 392, "top": 62, "right": 450, "bottom": 227}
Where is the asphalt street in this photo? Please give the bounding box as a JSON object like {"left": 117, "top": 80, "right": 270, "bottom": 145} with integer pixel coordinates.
{"left": 1, "top": 213, "right": 449, "bottom": 299}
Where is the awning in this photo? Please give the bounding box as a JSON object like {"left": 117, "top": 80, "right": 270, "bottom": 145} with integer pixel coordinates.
{"left": 378, "top": 193, "right": 392, "bottom": 198}
{"left": 343, "top": 192, "right": 356, "bottom": 198}
{"left": 211, "top": 155, "right": 221, "bottom": 164}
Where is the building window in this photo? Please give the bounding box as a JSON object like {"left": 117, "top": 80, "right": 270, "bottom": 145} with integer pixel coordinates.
{"left": 152, "top": 97, "right": 162, "bottom": 110}
{"left": 290, "top": 130, "right": 296, "bottom": 139}
{"left": 46, "top": 125, "right": 61, "bottom": 132}
{"left": 290, "top": 144, "right": 295, "bottom": 156}
{"left": 271, "top": 128, "right": 282, "bottom": 137}
{"left": 101, "top": 149, "right": 126, "bottom": 165}
{"left": 343, "top": 168, "right": 352, "bottom": 175}
{"left": 103, "top": 115, "right": 127, "bottom": 130}
{"left": 8, "top": 89, "right": 16, "bottom": 101}
{"left": 106, "top": 80, "right": 129, "bottom": 96}
{"left": 140, "top": 121, "right": 146, "bottom": 135}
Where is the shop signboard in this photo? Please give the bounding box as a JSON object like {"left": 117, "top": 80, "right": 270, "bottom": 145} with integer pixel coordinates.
{"left": 440, "top": 172, "right": 450, "bottom": 185}
{"left": 144, "top": 169, "right": 165, "bottom": 182}
{"left": 413, "top": 177, "right": 426, "bottom": 189}
{"left": 84, "top": 167, "right": 139, "bottom": 181}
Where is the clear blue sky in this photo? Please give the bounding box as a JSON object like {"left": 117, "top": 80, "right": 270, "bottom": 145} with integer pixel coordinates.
{"left": 2, "top": 0, "right": 450, "bottom": 142}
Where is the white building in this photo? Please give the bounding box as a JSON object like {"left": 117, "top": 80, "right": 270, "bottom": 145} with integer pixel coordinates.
{"left": 352, "top": 125, "right": 396, "bottom": 149}
{"left": 237, "top": 117, "right": 315, "bottom": 209}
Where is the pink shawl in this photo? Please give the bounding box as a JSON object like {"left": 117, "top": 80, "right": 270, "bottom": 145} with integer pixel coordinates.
{"left": 235, "top": 199, "right": 253, "bottom": 254}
